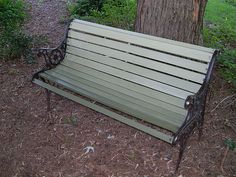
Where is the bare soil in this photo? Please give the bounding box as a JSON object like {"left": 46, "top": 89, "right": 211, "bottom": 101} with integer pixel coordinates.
{"left": 0, "top": 0, "right": 235, "bottom": 177}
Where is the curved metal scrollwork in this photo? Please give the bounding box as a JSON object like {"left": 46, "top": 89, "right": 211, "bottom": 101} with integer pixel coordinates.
{"left": 32, "top": 20, "right": 71, "bottom": 81}
{"left": 37, "top": 42, "right": 66, "bottom": 69}
{"left": 32, "top": 41, "right": 67, "bottom": 80}
{"left": 173, "top": 85, "right": 209, "bottom": 144}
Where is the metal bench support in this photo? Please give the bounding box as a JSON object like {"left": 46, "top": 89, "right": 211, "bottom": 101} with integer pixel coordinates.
{"left": 46, "top": 89, "right": 51, "bottom": 112}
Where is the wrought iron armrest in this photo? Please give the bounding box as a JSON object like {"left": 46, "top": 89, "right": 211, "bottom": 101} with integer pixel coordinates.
{"left": 173, "top": 50, "right": 219, "bottom": 144}
{"left": 183, "top": 49, "right": 220, "bottom": 123}
{"left": 32, "top": 40, "right": 67, "bottom": 81}
{"left": 37, "top": 41, "right": 66, "bottom": 68}
{"left": 32, "top": 20, "right": 72, "bottom": 81}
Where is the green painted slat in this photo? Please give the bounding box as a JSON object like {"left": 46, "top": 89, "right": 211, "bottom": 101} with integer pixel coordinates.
{"left": 33, "top": 79, "right": 174, "bottom": 143}
{"left": 68, "top": 31, "right": 209, "bottom": 74}
{"left": 58, "top": 63, "right": 186, "bottom": 108}
{"left": 66, "top": 46, "right": 201, "bottom": 92}
{"left": 63, "top": 54, "right": 192, "bottom": 99}
{"left": 40, "top": 72, "right": 182, "bottom": 132}
{"left": 45, "top": 69, "right": 186, "bottom": 122}
{"left": 55, "top": 65, "right": 187, "bottom": 116}
{"left": 72, "top": 19, "right": 215, "bottom": 54}
{"left": 67, "top": 39, "right": 206, "bottom": 80}
{"left": 66, "top": 44, "right": 203, "bottom": 90}
{"left": 70, "top": 20, "right": 213, "bottom": 62}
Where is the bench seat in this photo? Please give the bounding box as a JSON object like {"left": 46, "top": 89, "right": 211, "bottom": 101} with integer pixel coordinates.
{"left": 39, "top": 67, "right": 187, "bottom": 132}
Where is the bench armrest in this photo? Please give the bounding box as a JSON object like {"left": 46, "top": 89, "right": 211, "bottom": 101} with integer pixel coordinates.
{"left": 186, "top": 50, "right": 219, "bottom": 120}
{"left": 173, "top": 50, "right": 219, "bottom": 144}
{"left": 33, "top": 37, "right": 67, "bottom": 66}
{"left": 32, "top": 40, "right": 67, "bottom": 81}
{"left": 32, "top": 20, "right": 72, "bottom": 81}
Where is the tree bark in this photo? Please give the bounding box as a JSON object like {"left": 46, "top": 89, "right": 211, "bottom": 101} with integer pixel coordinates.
{"left": 135, "top": 0, "right": 208, "bottom": 45}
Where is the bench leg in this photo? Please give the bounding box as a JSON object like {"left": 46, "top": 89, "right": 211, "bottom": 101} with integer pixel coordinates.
{"left": 175, "top": 136, "right": 188, "bottom": 172}
{"left": 198, "top": 119, "right": 204, "bottom": 141}
{"left": 198, "top": 105, "right": 206, "bottom": 141}
{"left": 46, "top": 89, "right": 51, "bottom": 112}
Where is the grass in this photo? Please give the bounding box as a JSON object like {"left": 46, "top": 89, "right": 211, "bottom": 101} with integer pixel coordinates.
{"left": 204, "top": 0, "right": 236, "bottom": 49}
{"left": 204, "top": 0, "right": 236, "bottom": 88}
{"left": 205, "top": 0, "right": 236, "bottom": 28}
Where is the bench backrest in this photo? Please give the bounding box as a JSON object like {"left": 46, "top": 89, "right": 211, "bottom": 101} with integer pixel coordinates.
{"left": 58, "top": 19, "right": 215, "bottom": 132}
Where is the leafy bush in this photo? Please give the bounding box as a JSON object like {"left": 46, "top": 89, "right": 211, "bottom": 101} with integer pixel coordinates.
{"left": 218, "top": 49, "right": 236, "bottom": 87}
{"left": 203, "top": 21, "right": 236, "bottom": 49}
{"left": 68, "top": 0, "right": 136, "bottom": 30}
{"left": 88, "top": 0, "right": 136, "bottom": 30}
{"left": 68, "top": 0, "right": 105, "bottom": 17}
{"left": 1, "top": 31, "right": 33, "bottom": 60}
{"left": 224, "top": 0, "right": 236, "bottom": 6}
{"left": 0, "top": 0, "right": 26, "bottom": 30}
{"left": 0, "top": 0, "right": 33, "bottom": 61}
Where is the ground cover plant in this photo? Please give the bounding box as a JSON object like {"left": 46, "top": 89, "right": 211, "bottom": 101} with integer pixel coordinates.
{"left": 0, "top": 0, "right": 45, "bottom": 63}
{"left": 68, "top": 0, "right": 136, "bottom": 30}
{"left": 0, "top": 0, "right": 30, "bottom": 60}
{"left": 204, "top": 0, "right": 236, "bottom": 88}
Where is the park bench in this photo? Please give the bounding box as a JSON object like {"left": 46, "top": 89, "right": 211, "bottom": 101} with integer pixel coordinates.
{"left": 32, "top": 19, "right": 218, "bottom": 170}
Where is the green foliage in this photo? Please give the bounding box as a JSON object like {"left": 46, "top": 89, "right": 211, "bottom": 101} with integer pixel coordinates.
{"left": 68, "top": 0, "right": 105, "bottom": 17}
{"left": 88, "top": 0, "right": 136, "bottom": 30}
{"left": 205, "top": 0, "right": 236, "bottom": 28}
{"left": 0, "top": 0, "right": 34, "bottom": 62}
{"left": 204, "top": 0, "right": 236, "bottom": 88}
{"left": 68, "top": 0, "right": 136, "bottom": 30}
{"left": 0, "top": 0, "right": 26, "bottom": 30}
{"left": 224, "top": 0, "right": 236, "bottom": 6}
{"left": 218, "top": 49, "right": 236, "bottom": 86}
{"left": 224, "top": 139, "right": 236, "bottom": 150}
{"left": 1, "top": 31, "right": 33, "bottom": 61}
{"left": 203, "top": 22, "right": 236, "bottom": 49}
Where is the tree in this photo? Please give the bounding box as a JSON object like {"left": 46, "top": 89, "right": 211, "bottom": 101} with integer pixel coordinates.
{"left": 135, "top": 0, "right": 207, "bottom": 45}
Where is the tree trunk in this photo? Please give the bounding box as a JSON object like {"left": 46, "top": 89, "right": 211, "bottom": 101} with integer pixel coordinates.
{"left": 135, "top": 0, "right": 207, "bottom": 45}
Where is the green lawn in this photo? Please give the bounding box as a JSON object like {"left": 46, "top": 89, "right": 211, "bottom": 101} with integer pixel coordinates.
{"left": 205, "top": 0, "right": 236, "bottom": 28}
{"left": 204, "top": 0, "right": 236, "bottom": 88}
{"left": 203, "top": 0, "right": 236, "bottom": 48}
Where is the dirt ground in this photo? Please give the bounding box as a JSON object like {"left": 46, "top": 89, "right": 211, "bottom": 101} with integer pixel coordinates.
{"left": 0, "top": 0, "right": 236, "bottom": 177}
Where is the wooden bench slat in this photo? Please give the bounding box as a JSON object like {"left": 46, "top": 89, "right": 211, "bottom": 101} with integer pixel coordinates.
{"left": 44, "top": 70, "right": 186, "bottom": 123}
{"left": 73, "top": 19, "right": 214, "bottom": 54}
{"left": 58, "top": 63, "right": 186, "bottom": 108}
{"left": 68, "top": 31, "right": 209, "bottom": 73}
{"left": 63, "top": 55, "right": 192, "bottom": 99}
{"left": 66, "top": 46, "right": 202, "bottom": 92}
{"left": 49, "top": 67, "right": 187, "bottom": 118}
{"left": 56, "top": 65, "right": 187, "bottom": 116}
{"left": 71, "top": 20, "right": 214, "bottom": 62}
{"left": 40, "top": 72, "right": 183, "bottom": 132}
{"left": 33, "top": 79, "right": 174, "bottom": 143}
{"left": 67, "top": 39, "right": 206, "bottom": 84}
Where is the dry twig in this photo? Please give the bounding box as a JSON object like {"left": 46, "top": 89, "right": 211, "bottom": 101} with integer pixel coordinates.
{"left": 211, "top": 94, "right": 236, "bottom": 113}
{"left": 220, "top": 146, "right": 229, "bottom": 175}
